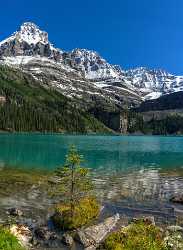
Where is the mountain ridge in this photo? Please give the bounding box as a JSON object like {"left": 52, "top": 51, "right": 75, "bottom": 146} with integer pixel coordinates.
{"left": 1, "top": 22, "right": 183, "bottom": 102}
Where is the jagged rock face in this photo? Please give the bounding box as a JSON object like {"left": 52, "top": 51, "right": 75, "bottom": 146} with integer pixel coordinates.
{"left": 125, "top": 67, "right": 183, "bottom": 99}
{"left": 62, "top": 49, "right": 120, "bottom": 80}
{"left": 0, "top": 22, "right": 62, "bottom": 61}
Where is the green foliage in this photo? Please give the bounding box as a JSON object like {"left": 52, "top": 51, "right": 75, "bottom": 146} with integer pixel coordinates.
{"left": 0, "top": 65, "right": 111, "bottom": 133}
{"left": 147, "top": 115, "right": 183, "bottom": 135}
{"left": 51, "top": 146, "right": 100, "bottom": 229}
{"left": 103, "top": 221, "right": 169, "bottom": 250}
{"left": 0, "top": 227, "right": 25, "bottom": 250}
{"left": 126, "top": 111, "right": 146, "bottom": 133}
{"left": 50, "top": 146, "right": 93, "bottom": 202}
{"left": 125, "top": 109, "right": 183, "bottom": 135}
{"left": 52, "top": 196, "right": 100, "bottom": 230}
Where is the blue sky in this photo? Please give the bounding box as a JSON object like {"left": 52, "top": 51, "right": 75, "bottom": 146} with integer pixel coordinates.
{"left": 0, "top": 0, "right": 183, "bottom": 74}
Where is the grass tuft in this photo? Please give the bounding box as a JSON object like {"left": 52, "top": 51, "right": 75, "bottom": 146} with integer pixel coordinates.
{"left": 52, "top": 196, "right": 100, "bottom": 230}
{"left": 103, "top": 221, "right": 169, "bottom": 250}
{"left": 0, "top": 227, "right": 25, "bottom": 250}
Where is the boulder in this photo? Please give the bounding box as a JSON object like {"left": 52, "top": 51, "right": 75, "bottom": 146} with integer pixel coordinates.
{"left": 10, "top": 224, "right": 32, "bottom": 248}
{"left": 75, "top": 230, "right": 95, "bottom": 247}
{"left": 164, "top": 225, "right": 183, "bottom": 250}
{"left": 75, "top": 213, "right": 120, "bottom": 247}
{"left": 33, "top": 226, "right": 60, "bottom": 248}
{"left": 167, "top": 226, "right": 183, "bottom": 233}
{"left": 85, "top": 246, "right": 96, "bottom": 250}
{"left": 62, "top": 233, "right": 74, "bottom": 247}
{"left": 62, "top": 233, "right": 74, "bottom": 246}
{"left": 164, "top": 233, "right": 183, "bottom": 250}
{"left": 34, "top": 226, "right": 52, "bottom": 241}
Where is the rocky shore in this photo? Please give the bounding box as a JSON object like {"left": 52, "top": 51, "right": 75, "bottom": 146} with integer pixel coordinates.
{"left": 1, "top": 167, "right": 183, "bottom": 249}
{"left": 4, "top": 205, "right": 183, "bottom": 250}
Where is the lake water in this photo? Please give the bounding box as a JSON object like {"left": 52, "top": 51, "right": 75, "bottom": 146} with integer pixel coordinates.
{"left": 1, "top": 133, "right": 183, "bottom": 224}
{"left": 0, "top": 133, "right": 183, "bottom": 171}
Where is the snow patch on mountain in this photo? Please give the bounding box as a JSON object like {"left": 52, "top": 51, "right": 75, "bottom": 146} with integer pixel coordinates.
{"left": 124, "top": 67, "right": 183, "bottom": 100}
{"left": 144, "top": 92, "right": 162, "bottom": 100}
{"left": 0, "top": 36, "right": 15, "bottom": 46}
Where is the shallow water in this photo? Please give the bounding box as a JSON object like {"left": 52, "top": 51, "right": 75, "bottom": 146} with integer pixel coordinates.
{"left": 0, "top": 134, "right": 183, "bottom": 226}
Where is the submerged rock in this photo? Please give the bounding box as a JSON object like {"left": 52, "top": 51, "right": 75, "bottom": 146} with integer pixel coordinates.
{"left": 7, "top": 208, "right": 23, "bottom": 217}
{"left": 132, "top": 216, "right": 155, "bottom": 225}
{"left": 34, "top": 226, "right": 51, "bottom": 241}
{"left": 75, "top": 213, "right": 120, "bottom": 247}
{"left": 170, "top": 194, "right": 183, "bottom": 204}
{"left": 33, "top": 226, "right": 60, "bottom": 248}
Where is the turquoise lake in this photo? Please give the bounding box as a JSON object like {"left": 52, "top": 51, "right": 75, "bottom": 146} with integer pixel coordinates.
{"left": 0, "top": 133, "right": 183, "bottom": 172}
{"left": 1, "top": 133, "right": 183, "bottom": 224}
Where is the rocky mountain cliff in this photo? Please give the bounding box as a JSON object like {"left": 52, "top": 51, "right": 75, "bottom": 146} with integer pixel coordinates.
{"left": 0, "top": 22, "right": 62, "bottom": 61}
{"left": 1, "top": 22, "right": 183, "bottom": 134}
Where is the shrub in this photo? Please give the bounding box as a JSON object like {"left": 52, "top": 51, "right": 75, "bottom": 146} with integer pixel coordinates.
{"left": 103, "top": 221, "right": 169, "bottom": 250}
{"left": 52, "top": 196, "right": 100, "bottom": 230}
{"left": 0, "top": 227, "right": 25, "bottom": 250}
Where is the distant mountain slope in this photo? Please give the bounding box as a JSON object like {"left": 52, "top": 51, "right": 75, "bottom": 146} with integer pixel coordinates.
{"left": 137, "top": 91, "right": 183, "bottom": 112}
{"left": 0, "top": 65, "right": 112, "bottom": 133}
{"left": 124, "top": 67, "right": 183, "bottom": 100}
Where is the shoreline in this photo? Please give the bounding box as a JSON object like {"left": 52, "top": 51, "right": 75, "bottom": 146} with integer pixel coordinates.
{"left": 1, "top": 131, "right": 183, "bottom": 137}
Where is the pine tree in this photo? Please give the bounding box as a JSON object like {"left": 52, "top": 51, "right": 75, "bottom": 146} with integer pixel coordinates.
{"left": 51, "top": 145, "right": 93, "bottom": 216}
{"left": 50, "top": 146, "right": 99, "bottom": 229}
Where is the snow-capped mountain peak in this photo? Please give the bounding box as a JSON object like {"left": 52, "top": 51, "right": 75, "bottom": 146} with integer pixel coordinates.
{"left": 0, "top": 22, "right": 62, "bottom": 60}
{"left": 0, "top": 22, "right": 49, "bottom": 46}
{"left": 16, "top": 22, "right": 49, "bottom": 45}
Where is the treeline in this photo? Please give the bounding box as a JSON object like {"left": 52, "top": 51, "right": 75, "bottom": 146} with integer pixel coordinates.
{"left": 146, "top": 115, "right": 183, "bottom": 135}
{"left": 136, "top": 91, "right": 183, "bottom": 112}
{"left": 127, "top": 111, "right": 183, "bottom": 135}
{"left": 0, "top": 66, "right": 110, "bottom": 133}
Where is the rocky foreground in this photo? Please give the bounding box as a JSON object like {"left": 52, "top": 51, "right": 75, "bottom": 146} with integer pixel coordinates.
{"left": 3, "top": 201, "right": 183, "bottom": 250}
{"left": 1, "top": 167, "right": 183, "bottom": 250}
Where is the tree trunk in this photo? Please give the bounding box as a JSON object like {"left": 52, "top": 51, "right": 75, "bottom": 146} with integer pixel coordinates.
{"left": 70, "top": 163, "right": 74, "bottom": 217}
